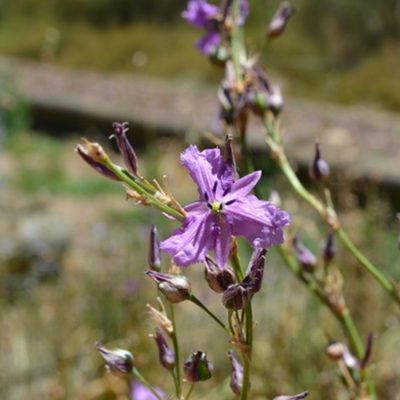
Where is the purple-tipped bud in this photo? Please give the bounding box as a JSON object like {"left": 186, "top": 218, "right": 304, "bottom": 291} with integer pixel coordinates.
{"left": 267, "top": 1, "right": 296, "bottom": 39}
{"left": 184, "top": 351, "right": 213, "bottom": 383}
{"left": 204, "top": 257, "right": 235, "bottom": 293}
{"left": 325, "top": 342, "right": 358, "bottom": 369}
{"left": 110, "top": 122, "right": 139, "bottom": 176}
{"left": 310, "top": 140, "right": 330, "bottom": 181}
{"left": 76, "top": 140, "right": 120, "bottom": 181}
{"left": 149, "top": 226, "right": 161, "bottom": 271}
{"left": 224, "top": 134, "right": 239, "bottom": 180}
{"left": 323, "top": 232, "right": 335, "bottom": 265}
{"left": 227, "top": 350, "right": 243, "bottom": 396}
{"left": 273, "top": 391, "right": 309, "bottom": 400}
{"left": 146, "top": 271, "right": 191, "bottom": 303}
{"left": 222, "top": 284, "right": 248, "bottom": 310}
{"left": 293, "top": 237, "right": 317, "bottom": 272}
{"left": 360, "top": 333, "right": 374, "bottom": 370}
{"left": 247, "top": 85, "right": 283, "bottom": 117}
{"left": 95, "top": 342, "right": 134, "bottom": 374}
{"left": 242, "top": 248, "right": 267, "bottom": 295}
{"left": 152, "top": 328, "right": 175, "bottom": 370}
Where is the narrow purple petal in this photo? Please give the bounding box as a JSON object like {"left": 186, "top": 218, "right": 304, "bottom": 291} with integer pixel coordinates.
{"left": 214, "top": 218, "right": 232, "bottom": 269}
{"left": 223, "top": 171, "right": 261, "bottom": 203}
{"left": 160, "top": 213, "right": 213, "bottom": 267}
{"left": 196, "top": 31, "right": 221, "bottom": 55}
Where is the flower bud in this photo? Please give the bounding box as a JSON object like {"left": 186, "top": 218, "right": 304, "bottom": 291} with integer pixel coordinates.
{"left": 76, "top": 139, "right": 120, "bottom": 181}
{"left": 224, "top": 134, "right": 239, "bottom": 180}
{"left": 146, "top": 271, "right": 191, "bottom": 303}
{"left": 325, "top": 341, "right": 358, "bottom": 369}
{"left": 222, "top": 284, "right": 248, "bottom": 310}
{"left": 227, "top": 350, "right": 243, "bottom": 396}
{"left": 152, "top": 328, "right": 175, "bottom": 370}
{"left": 242, "top": 248, "right": 267, "bottom": 295}
{"left": 110, "top": 122, "right": 139, "bottom": 176}
{"left": 309, "top": 140, "right": 330, "bottom": 181}
{"left": 292, "top": 237, "right": 317, "bottom": 273}
{"left": 323, "top": 232, "right": 335, "bottom": 265}
{"left": 273, "top": 391, "right": 309, "bottom": 400}
{"left": 95, "top": 342, "right": 134, "bottom": 374}
{"left": 267, "top": 1, "right": 296, "bottom": 39}
{"left": 184, "top": 351, "right": 213, "bottom": 383}
{"left": 149, "top": 225, "right": 161, "bottom": 271}
{"left": 204, "top": 257, "right": 235, "bottom": 293}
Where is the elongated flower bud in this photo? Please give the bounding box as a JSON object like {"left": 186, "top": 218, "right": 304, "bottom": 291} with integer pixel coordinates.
{"left": 149, "top": 225, "right": 161, "bottom": 271}
{"left": 152, "top": 328, "right": 175, "bottom": 370}
{"left": 110, "top": 121, "right": 139, "bottom": 176}
{"left": 224, "top": 134, "right": 239, "bottom": 180}
{"left": 267, "top": 1, "right": 296, "bottom": 39}
{"left": 242, "top": 248, "right": 267, "bottom": 295}
{"left": 95, "top": 342, "right": 134, "bottom": 374}
{"left": 310, "top": 140, "right": 330, "bottom": 181}
{"left": 323, "top": 232, "right": 335, "bottom": 265}
{"left": 76, "top": 139, "right": 120, "bottom": 181}
{"left": 227, "top": 350, "right": 243, "bottom": 396}
{"left": 292, "top": 237, "right": 317, "bottom": 272}
{"left": 146, "top": 271, "right": 191, "bottom": 303}
{"left": 184, "top": 351, "right": 213, "bottom": 383}
{"left": 204, "top": 257, "right": 235, "bottom": 293}
{"left": 325, "top": 341, "right": 358, "bottom": 369}
{"left": 273, "top": 391, "right": 309, "bottom": 400}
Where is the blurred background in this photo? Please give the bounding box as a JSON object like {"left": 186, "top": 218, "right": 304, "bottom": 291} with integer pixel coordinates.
{"left": 0, "top": 1, "right": 400, "bottom": 399}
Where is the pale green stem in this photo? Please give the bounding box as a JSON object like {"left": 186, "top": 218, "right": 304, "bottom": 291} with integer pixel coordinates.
{"left": 264, "top": 119, "right": 400, "bottom": 306}
{"left": 185, "top": 384, "right": 195, "bottom": 400}
{"left": 132, "top": 368, "right": 163, "bottom": 400}
{"left": 189, "top": 295, "right": 230, "bottom": 333}
{"left": 168, "top": 304, "right": 182, "bottom": 398}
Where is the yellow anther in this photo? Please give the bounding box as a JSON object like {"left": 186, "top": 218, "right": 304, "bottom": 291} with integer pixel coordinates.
{"left": 211, "top": 201, "right": 222, "bottom": 213}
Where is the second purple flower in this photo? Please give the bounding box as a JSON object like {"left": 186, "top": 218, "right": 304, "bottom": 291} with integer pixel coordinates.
{"left": 160, "top": 145, "right": 290, "bottom": 268}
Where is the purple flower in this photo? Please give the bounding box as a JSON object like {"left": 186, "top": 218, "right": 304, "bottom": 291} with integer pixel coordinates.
{"left": 131, "top": 381, "right": 164, "bottom": 400}
{"left": 182, "top": 0, "right": 219, "bottom": 28}
{"left": 196, "top": 31, "right": 221, "bottom": 55}
{"left": 160, "top": 145, "right": 290, "bottom": 268}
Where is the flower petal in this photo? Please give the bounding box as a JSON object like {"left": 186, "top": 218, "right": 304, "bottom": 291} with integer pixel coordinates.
{"left": 226, "top": 195, "right": 290, "bottom": 248}
{"left": 196, "top": 31, "right": 221, "bottom": 55}
{"left": 181, "top": 145, "right": 233, "bottom": 201}
{"left": 214, "top": 218, "right": 232, "bottom": 269}
{"left": 160, "top": 213, "right": 213, "bottom": 267}
{"left": 223, "top": 171, "right": 261, "bottom": 203}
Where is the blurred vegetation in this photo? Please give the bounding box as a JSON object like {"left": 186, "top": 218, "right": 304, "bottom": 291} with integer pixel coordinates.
{"left": 0, "top": 0, "right": 399, "bottom": 109}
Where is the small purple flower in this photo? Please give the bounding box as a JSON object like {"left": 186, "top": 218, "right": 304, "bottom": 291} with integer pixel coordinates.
{"left": 161, "top": 146, "right": 290, "bottom": 268}
{"left": 196, "top": 31, "right": 221, "bottom": 55}
{"left": 131, "top": 381, "right": 165, "bottom": 400}
{"left": 182, "top": 0, "right": 219, "bottom": 28}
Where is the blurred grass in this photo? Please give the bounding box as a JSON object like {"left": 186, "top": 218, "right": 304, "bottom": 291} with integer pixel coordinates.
{"left": 0, "top": 4, "right": 399, "bottom": 110}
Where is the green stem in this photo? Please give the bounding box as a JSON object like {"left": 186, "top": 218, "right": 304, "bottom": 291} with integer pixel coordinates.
{"left": 240, "top": 302, "right": 253, "bottom": 400}
{"left": 340, "top": 309, "right": 364, "bottom": 359}
{"left": 264, "top": 120, "right": 400, "bottom": 306}
{"left": 132, "top": 368, "right": 163, "bottom": 400}
{"left": 185, "top": 384, "right": 195, "bottom": 400}
{"left": 169, "top": 304, "right": 182, "bottom": 399}
{"left": 190, "top": 295, "right": 230, "bottom": 333}
{"left": 337, "top": 228, "right": 399, "bottom": 302}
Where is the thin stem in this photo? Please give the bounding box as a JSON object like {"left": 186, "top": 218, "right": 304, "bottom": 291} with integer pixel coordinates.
{"left": 185, "top": 384, "right": 195, "bottom": 400}
{"left": 132, "top": 368, "right": 163, "bottom": 400}
{"left": 230, "top": 250, "right": 244, "bottom": 281}
{"left": 339, "top": 309, "right": 364, "bottom": 359}
{"left": 169, "top": 304, "right": 182, "bottom": 399}
{"left": 189, "top": 295, "right": 230, "bottom": 333}
{"left": 264, "top": 119, "right": 400, "bottom": 306}
{"left": 240, "top": 302, "right": 253, "bottom": 400}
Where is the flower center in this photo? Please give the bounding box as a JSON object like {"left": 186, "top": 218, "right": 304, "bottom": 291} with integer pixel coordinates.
{"left": 210, "top": 201, "right": 222, "bottom": 213}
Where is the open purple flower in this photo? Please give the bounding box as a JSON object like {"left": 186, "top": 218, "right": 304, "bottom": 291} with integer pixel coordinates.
{"left": 182, "top": 0, "right": 219, "bottom": 28}
{"left": 160, "top": 145, "right": 290, "bottom": 268}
